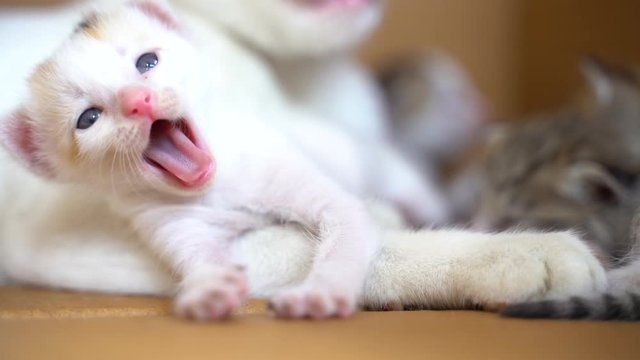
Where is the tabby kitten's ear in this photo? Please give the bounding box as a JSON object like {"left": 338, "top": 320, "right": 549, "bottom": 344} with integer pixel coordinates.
{"left": 581, "top": 56, "right": 616, "bottom": 106}
{"left": 559, "top": 161, "right": 625, "bottom": 206}
{"left": 0, "top": 109, "right": 55, "bottom": 178}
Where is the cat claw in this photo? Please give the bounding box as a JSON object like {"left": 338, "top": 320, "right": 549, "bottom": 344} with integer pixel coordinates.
{"left": 174, "top": 266, "right": 248, "bottom": 321}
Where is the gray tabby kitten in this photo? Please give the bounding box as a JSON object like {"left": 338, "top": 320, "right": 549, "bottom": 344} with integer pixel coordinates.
{"left": 477, "top": 59, "right": 640, "bottom": 261}
{"left": 476, "top": 58, "right": 640, "bottom": 320}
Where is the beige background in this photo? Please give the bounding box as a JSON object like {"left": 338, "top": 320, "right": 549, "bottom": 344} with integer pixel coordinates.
{"left": 362, "top": 0, "right": 640, "bottom": 118}
{"left": 2, "top": 0, "right": 639, "bottom": 118}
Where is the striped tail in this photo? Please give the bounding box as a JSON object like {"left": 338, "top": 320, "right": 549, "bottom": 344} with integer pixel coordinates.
{"left": 501, "top": 292, "right": 640, "bottom": 321}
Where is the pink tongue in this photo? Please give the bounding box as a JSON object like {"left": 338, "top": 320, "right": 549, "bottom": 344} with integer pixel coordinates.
{"left": 145, "top": 122, "right": 212, "bottom": 186}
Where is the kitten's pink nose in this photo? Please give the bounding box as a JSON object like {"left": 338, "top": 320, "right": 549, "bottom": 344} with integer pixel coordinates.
{"left": 118, "top": 86, "right": 156, "bottom": 120}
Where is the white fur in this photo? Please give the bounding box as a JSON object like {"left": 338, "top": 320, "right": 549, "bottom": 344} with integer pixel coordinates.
{"left": 176, "top": 0, "right": 383, "bottom": 58}
{"left": 0, "top": 189, "right": 608, "bottom": 309}
{"left": 0, "top": 147, "right": 608, "bottom": 307}
{"left": 173, "top": 0, "right": 450, "bottom": 226}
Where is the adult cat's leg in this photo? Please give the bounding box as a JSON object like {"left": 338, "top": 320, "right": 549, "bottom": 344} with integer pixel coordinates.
{"left": 362, "top": 230, "right": 607, "bottom": 310}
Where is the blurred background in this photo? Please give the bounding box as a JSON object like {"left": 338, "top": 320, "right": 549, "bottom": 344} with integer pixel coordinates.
{"left": 364, "top": 0, "right": 640, "bottom": 119}
{"left": 1, "top": 0, "right": 639, "bottom": 119}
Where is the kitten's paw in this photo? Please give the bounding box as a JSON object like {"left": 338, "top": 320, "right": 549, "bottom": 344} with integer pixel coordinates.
{"left": 269, "top": 282, "right": 358, "bottom": 319}
{"left": 175, "top": 265, "right": 248, "bottom": 321}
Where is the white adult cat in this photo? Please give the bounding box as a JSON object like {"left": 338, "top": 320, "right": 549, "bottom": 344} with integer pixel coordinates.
{"left": 0, "top": 0, "right": 607, "bottom": 320}
{"left": 175, "top": 0, "right": 450, "bottom": 226}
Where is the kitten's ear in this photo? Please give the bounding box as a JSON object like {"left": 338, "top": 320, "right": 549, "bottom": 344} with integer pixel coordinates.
{"left": 0, "top": 110, "right": 55, "bottom": 178}
{"left": 559, "top": 161, "right": 624, "bottom": 206}
{"left": 581, "top": 56, "right": 616, "bottom": 106}
{"left": 129, "top": 0, "right": 179, "bottom": 31}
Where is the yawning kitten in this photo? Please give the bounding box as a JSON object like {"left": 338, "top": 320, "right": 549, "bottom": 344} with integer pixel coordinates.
{"left": 1, "top": 0, "right": 379, "bottom": 320}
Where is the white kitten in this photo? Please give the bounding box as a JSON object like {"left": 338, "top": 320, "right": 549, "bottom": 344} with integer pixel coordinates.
{"left": 174, "top": 0, "right": 450, "bottom": 226}
{"left": 1, "top": 1, "right": 378, "bottom": 321}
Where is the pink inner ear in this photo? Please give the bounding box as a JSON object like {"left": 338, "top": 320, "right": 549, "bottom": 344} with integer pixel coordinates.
{"left": 131, "top": 0, "right": 179, "bottom": 31}
{"left": 1, "top": 111, "right": 55, "bottom": 178}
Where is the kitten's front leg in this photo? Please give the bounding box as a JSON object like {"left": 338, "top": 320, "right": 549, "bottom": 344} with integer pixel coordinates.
{"left": 130, "top": 206, "right": 253, "bottom": 321}
{"left": 241, "top": 155, "right": 379, "bottom": 319}
{"left": 267, "top": 199, "right": 377, "bottom": 319}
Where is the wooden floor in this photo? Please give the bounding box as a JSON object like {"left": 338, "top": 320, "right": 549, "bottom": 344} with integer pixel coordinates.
{"left": 0, "top": 286, "right": 638, "bottom": 360}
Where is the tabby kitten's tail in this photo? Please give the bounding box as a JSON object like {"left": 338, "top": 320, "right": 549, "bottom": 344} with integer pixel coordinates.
{"left": 501, "top": 291, "right": 640, "bottom": 321}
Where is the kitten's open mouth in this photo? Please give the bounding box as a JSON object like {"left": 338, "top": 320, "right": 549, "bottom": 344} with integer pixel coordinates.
{"left": 144, "top": 119, "right": 214, "bottom": 189}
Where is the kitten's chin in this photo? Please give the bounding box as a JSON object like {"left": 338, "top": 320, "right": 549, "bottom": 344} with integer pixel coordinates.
{"left": 143, "top": 119, "right": 215, "bottom": 192}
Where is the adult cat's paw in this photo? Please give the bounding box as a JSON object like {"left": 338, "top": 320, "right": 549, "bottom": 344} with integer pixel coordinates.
{"left": 269, "top": 281, "right": 358, "bottom": 319}
{"left": 175, "top": 265, "right": 248, "bottom": 321}
{"left": 536, "top": 233, "right": 608, "bottom": 299}
{"left": 464, "top": 232, "right": 607, "bottom": 308}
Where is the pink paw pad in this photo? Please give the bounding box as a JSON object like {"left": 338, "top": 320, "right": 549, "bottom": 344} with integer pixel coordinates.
{"left": 174, "top": 266, "right": 248, "bottom": 321}
{"left": 269, "top": 285, "right": 357, "bottom": 320}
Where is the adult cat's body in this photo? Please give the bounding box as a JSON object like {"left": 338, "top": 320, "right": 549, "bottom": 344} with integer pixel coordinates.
{"left": 0, "top": 1, "right": 606, "bottom": 319}
{"left": 174, "top": 0, "right": 450, "bottom": 225}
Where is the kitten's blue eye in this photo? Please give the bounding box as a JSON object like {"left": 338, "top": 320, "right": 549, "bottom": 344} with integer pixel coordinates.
{"left": 136, "top": 52, "right": 158, "bottom": 74}
{"left": 77, "top": 107, "right": 102, "bottom": 130}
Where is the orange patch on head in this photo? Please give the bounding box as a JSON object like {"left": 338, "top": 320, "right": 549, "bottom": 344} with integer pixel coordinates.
{"left": 76, "top": 13, "right": 103, "bottom": 40}
{"left": 83, "top": 26, "right": 103, "bottom": 40}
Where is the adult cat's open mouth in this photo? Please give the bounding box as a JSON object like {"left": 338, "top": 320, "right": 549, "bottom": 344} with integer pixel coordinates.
{"left": 144, "top": 119, "right": 214, "bottom": 188}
